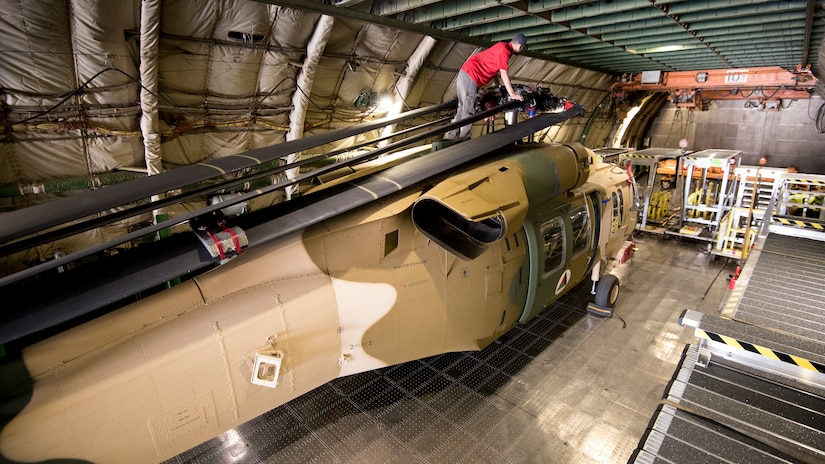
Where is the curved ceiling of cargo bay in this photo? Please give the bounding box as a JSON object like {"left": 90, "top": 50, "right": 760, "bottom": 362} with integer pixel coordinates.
{"left": 1, "top": 0, "right": 824, "bottom": 268}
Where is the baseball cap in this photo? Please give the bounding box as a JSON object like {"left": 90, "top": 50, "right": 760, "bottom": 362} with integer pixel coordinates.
{"left": 513, "top": 33, "right": 527, "bottom": 48}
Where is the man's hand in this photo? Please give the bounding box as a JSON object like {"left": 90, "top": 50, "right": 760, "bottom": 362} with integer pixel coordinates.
{"left": 499, "top": 69, "right": 524, "bottom": 102}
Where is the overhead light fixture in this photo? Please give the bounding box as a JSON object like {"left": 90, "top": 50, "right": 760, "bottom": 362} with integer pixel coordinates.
{"left": 377, "top": 95, "right": 394, "bottom": 111}
{"left": 346, "top": 59, "right": 358, "bottom": 72}
{"left": 648, "top": 44, "right": 685, "bottom": 53}
{"left": 628, "top": 44, "right": 699, "bottom": 54}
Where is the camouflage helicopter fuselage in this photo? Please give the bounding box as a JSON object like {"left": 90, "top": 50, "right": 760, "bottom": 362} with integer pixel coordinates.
{"left": 0, "top": 142, "right": 637, "bottom": 463}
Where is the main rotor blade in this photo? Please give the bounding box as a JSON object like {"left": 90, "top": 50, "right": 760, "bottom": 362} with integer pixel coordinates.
{"left": 0, "top": 101, "right": 456, "bottom": 244}
{"left": 0, "top": 105, "right": 584, "bottom": 347}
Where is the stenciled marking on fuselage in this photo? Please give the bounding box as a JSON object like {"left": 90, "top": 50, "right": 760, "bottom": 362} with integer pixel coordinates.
{"left": 392, "top": 260, "right": 428, "bottom": 269}
{"left": 555, "top": 269, "right": 572, "bottom": 294}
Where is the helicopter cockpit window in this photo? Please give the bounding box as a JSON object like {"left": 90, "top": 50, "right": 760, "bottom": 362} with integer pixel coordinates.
{"left": 617, "top": 189, "right": 624, "bottom": 226}
{"left": 541, "top": 217, "right": 565, "bottom": 275}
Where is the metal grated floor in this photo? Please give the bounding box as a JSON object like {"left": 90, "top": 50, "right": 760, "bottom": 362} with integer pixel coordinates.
{"left": 731, "top": 234, "right": 825, "bottom": 342}
{"left": 634, "top": 343, "right": 825, "bottom": 464}
{"left": 166, "top": 234, "right": 732, "bottom": 464}
{"left": 632, "top": 232, "right": 825, "bottom": 464}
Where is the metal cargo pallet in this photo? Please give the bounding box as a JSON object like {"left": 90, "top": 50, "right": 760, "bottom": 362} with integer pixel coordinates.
{"left": 664, "top": 149, "right": 741, "bottom": 244}
{"left": 630, "top": 232, "right": 825, "bottom": 464}
{"left": 620, "top": 147, "right": 688, "bottom": 231}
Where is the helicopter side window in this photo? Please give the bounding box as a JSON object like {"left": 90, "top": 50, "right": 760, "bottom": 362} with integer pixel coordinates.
{"left": 569, "top": 204, "right": 591, "bottom": 257}
{"left": 611, "top": 191, "right": 620, "bottom": 232}
{"left": 540, "top": 217, "right": 565, "bottom": 276}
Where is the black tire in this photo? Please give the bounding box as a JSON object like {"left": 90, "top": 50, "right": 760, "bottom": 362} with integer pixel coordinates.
{"left": 817, "top": 103, "right": 825, "bottom": 133}
{"left": 594, "top": 274, "right": 620, "bottom": 308}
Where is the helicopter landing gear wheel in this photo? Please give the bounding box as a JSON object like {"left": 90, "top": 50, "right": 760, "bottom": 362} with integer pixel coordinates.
{"left": 594, "top": 274, "right": 620, "bottom": 308}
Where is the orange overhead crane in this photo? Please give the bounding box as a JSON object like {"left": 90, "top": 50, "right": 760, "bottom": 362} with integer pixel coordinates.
{"left": 611, "top": 65, "right": 818, "bottom": 111}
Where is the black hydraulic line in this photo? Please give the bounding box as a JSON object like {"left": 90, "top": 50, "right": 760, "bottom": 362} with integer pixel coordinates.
{"left": 0, "top": 116, "right": 452, "bottom": 258}
{"left": 0, "top": 101, "right": 456, "bottom": 244}
{"left": 0, "top": 100, "right": 523, "bottom": 288}
{"left": 0, "top": 104, "right": 584, "bottom": 346}
{"left": 700, "top": 257, "right": 730, "bottom": 300}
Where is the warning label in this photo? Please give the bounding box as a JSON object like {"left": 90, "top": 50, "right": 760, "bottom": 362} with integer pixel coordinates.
{"left": 148, "top": 392, "right": 218, "bottom": 456}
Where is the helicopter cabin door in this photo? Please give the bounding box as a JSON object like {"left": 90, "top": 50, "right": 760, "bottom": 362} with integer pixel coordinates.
{"left": 519, "top": 194, "right": 594, "bottom": 322}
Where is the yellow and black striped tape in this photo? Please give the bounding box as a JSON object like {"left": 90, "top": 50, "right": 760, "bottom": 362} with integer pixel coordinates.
{"left": 696, "top": 329, "right": 825, "bottom": 374}
{"left": 624, "top": 154, "right": 656, "bottom": 158}
{"left": 786, "top": 178, "right": 825, "bottom": 187}
{"left": 772, "top": 217, "right": 825, "bottom": 230}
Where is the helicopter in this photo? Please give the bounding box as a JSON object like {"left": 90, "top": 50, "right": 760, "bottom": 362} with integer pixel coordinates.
{"left": 0, "top": 92, "right": 638, "bottom": 463}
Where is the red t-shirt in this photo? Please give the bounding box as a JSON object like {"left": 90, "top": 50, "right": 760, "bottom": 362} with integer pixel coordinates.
{"left": 461, "top": 42, "right": 513, "bottom": 87}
